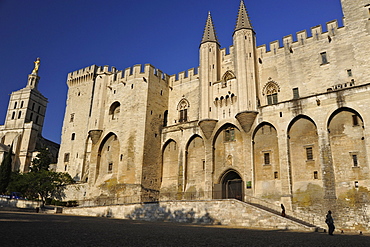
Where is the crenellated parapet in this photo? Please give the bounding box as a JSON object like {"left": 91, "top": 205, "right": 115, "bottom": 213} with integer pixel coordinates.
{"left": 67, "top": 65, "right": 99, "bottom": 87}
{"left": 257, "top": 19, "right": 342, "bottom": 59}
{"left": 220, "top": 46, "right": 234, "bottom": 57}
{"left": 114, "top": 64, "right": 167, "bottom": 84}
{"left": 169, "top": 67, "right": 199, "bottom": 87}
{"left": 67, "top": 64, "right": 169, "bottom": 88}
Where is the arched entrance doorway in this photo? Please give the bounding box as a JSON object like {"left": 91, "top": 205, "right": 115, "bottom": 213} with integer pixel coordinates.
{"left": 220, "top": 170, "right": 243, "bottom": 200}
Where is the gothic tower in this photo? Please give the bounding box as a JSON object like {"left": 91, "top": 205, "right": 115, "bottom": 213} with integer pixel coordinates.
{"left": 233, "top": 0, "right": 258, "bottom": 112}
{"left": 0, "top": 58, "right": 57, "bottom": 172}
{"left": 199, "top": 12, "right": 220, "bottom": 120}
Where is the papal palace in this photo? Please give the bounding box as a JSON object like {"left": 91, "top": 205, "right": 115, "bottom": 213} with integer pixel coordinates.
{"left": 2, "top": 0, "right": 370, "bottom": 230}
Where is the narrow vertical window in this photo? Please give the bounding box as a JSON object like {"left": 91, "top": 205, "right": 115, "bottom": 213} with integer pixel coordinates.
{"left": 18, "top": 111, "right": 22, "bottom": 119}
{"left": 179, "top": 109, "right": 187, "bottom": 122}
{"left": 273, "top": 93, "right": 278, "bottom": 104}
{"left": 108, "top": 163, "right": 113, "bottom": 173}
{"left": 11, "top": 112, "right": 15, "bottom": 119}
{"left": 274, "top": 171, "right": 278, "bottom": 179}
{"left": 267, "top": 95, "right": 273, "bottom": 105}
{"left": 314, "top": 171, "right": 318, "bottom": 179}
{"left": 14, "top": 102, "right": 17, "bottom": 109}
{"left": 20, "top": 101, "right": 24, "bottom": 108}
{"left": 293, "top": 88, "right": 299, "bottom": 99}
{"left": 71, "top": 133, "right": 75, "bottom": 140}
{"left": 352, "top": 154, "right": 358, "bottom": 167}
{"left": 163, "top": 110, "right": 168, "bottom": 127}
{"left": 320, "top": 52, "right": 328, "bottom": 64}
{"left": 70, "top": 113, "right": 75, "bottom": 122}
{"left": 64, "top": 153, "right": 70, "bottom": 162}
{"left": 347, "top": 69, "right": 352, "bottom": 77}
{"left": 264, "top": 153, "right": 271, "bottom": 165}
{"left": 352, "top": 115, "right": 359, "bottom": 126}
{"left": 306, "top": 147, "right": 313, "bottom": 161}
{"left": 178, "top": 99, "right": 189, "bottom": 123}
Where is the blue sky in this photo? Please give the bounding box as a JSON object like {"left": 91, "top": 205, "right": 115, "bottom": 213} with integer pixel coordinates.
{"left": 0, "top": 0, "right": 343, "bottom": 144}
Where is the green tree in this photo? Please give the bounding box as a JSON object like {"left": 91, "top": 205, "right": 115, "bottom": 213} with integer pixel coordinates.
{"left": 0, "top": 144, "right": 13, "bottom": 194}
{"left": 8, "top": 147, "right": 74, "bottom": 206}
{"left": 30, "top": 147, "right": 51, "bottom": 172}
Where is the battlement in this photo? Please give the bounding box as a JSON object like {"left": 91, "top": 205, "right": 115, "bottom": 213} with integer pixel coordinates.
{"left": 257, "top": 19, "right": 343, "bottom": 58}
{"left": 114, "top": 64, "right": 168, "bottom": 84}
{"left": 67, "top": 64, "right": 169, "bottom": 87}
{"left": 168, "top": 67, "right": 199, "bottom": 87}
{"left": 67, "top": 65, "right": 99, "bottom": 86}
{"left": 220, "top": 46, "right": 234, "bottom": 61}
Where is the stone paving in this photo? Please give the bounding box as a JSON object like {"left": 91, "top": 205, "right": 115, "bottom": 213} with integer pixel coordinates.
{"left": 0, "top": 211, "right": 369, "bottom": 247}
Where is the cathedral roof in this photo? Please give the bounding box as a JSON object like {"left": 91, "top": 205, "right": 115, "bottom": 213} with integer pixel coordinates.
{"left": 234, "top": 0, "right": 253, "bottom": 33}
{"left": 201, "top": 12, "right": 220, "bottom": 46}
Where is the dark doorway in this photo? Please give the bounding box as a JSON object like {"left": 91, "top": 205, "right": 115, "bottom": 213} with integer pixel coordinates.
{"left": 221, "top": 171, "right": 243, "bottom": 201}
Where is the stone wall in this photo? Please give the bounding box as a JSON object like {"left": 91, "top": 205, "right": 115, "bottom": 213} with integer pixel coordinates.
{"left": 0, "top": 198, "right": 41, "bottom": 209}
{"left": 63, "top": 199, "right": 316, "bottom": 231}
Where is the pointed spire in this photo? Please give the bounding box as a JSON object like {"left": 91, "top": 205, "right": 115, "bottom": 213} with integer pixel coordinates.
{"left": 234, "top": 0, "right": 253, "bottom": 33}
{"left": 201, "top": 12, "right": 220, "bottom": 46}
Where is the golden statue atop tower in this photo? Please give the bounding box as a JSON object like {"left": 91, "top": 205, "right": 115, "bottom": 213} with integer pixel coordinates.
{"left": 32, "top": 57, "right": 40, "bottom": 75}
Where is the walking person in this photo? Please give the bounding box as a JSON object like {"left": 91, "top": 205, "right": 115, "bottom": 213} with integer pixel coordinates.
{"left": 281, "top": 204, "right": 286, "bottom": 217}
{"left": 325, "top": 210, "right": 335, "bottom": 235}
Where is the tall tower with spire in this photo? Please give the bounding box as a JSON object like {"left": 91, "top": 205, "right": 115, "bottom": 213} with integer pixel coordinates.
{"left": 199, "top": 12, "right": 220, "bottom": 120}
{"left": 0, "top": 58, "right": 58, "bottom": 172}
{"left": 233, "top": 0, "right": 258, "bottom": 112}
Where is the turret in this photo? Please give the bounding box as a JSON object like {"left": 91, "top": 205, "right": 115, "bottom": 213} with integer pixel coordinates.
{"left": 233, "top": 0, "right": 258, "bottom": 112}
{"left": 199, "top": 12, "right": 220, "bottom": 119}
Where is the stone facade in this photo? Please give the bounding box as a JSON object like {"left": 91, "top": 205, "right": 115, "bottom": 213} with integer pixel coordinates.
{"left": 0, "top": 59, "right": 59, "bottom": 172}
{"left": 58, "top": 0, "right": 370, "bottom": 229}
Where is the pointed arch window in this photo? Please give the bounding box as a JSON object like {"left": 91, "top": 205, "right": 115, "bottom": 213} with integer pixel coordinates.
{"left": 221, "top": 70, "right": 236, "bottom": 88}
{"left": 263, "top": 79, "right": 280, "bottom": 105}
{"left": 177, "top": 98, "right": 190, "bottom": 123}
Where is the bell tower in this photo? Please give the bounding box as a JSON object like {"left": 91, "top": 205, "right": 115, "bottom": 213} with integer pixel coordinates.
{"left": 4, "top": 58, "right": 47, "bottom": 131}
{"left": 1, "top": 58, "right": 49, "bottom": 172}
